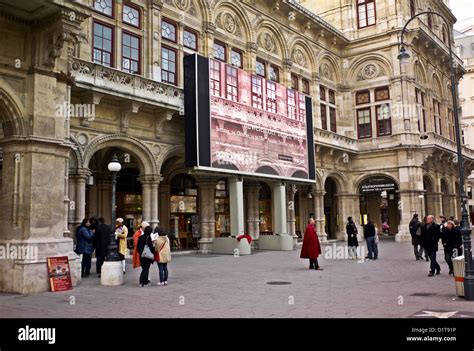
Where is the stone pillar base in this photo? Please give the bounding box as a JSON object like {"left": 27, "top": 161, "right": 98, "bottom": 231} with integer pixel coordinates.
{"left": 0, "top": 238, "right": 80, "bottom": 294}
{"left": 198, "top": 238, "right": 213, "bottom": 254}
{"left": 395, "top": 233, "right": 412, "bottom": 242}
{"left": 100, "top": 261, "right": 124, "bottom": 286}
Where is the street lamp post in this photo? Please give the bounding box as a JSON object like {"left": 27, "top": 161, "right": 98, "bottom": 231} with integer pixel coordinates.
{"left": 105, "top": 154, "right": 121, "bottom": 262}
{"left": 100, "top": 154, "right": 124, "bottom": 286}
{"left": 398, "top": 11, "right": 474, "bottom": 300}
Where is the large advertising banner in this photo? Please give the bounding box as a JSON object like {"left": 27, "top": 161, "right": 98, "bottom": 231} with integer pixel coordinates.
{"left": 184, "top": 54, "right": 315, "bottom": 182}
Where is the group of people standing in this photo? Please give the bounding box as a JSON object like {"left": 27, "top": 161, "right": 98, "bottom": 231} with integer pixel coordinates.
{"left": 346, "top": 217, "right": 379, "bottom": 261}
{"left": 409, "top": 214, "right": 463, "bottom": 277}
{"left": 75, "top": 217, "right": 171, "bottom": 286}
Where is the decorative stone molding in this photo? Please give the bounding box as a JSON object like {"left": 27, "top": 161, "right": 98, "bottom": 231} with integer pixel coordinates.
{"left": 320, "top": 62, "right": 333, "bottom": 80}
{"left": 356, "top": 63, "right": 387, "bottom": 81}
{"left": 120, "top": 101, "right": 142, "bottom": 133}
{"left": 259, "top": 32, "right": 276, "bottom": 53}
{"left": 292, "top": 48, "right": 307, "bottom": 68}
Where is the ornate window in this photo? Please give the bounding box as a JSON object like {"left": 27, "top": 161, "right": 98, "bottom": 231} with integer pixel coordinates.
{"left": 357, "top": 0, "right": 376, "bottom": 28}
{"left": 291, "top": 74, "right": 299, "bottom": 91}
{"left": 320, "top": 86, "right": 337, "bottom": 132}
{"left": 161, "top": 18, "right": 177, "bottom": 42}
{"left": 375, "top": 87, "right": 391, "bottom": 136}
{"left": 214, "top": 41, "right": 226, "bottom": 62}
{"left": 415, "top": 88, "right": 427, "bottom": 133}
{"left": 210, "top": 59, "right": 221, "bottom": 96}
{"left": 230, "top": 49, "right": 243, "bottom": 68}
{"left": 298, "top": 93, "right": 306, "bottom": 121}
{"left": 122, "top": 32, "right": 140, "bottom": 74}
{"left": 93, "top": 21, "right": 114, "bottom": 67}
{"left": 287, "top": 89, "right": 297, "bottom": 120}
{"left": 252, "top": 75, "right": 264, "bottom": 110}
{"left": 302, "top": 79, "right": 310, "bottom": 95}
{"left": 161, "top": 46, "right": 177, "bottom": 85}
{"left": 183, "top": 28, "right": 198, "bottom": 51}
{"left": 433, "top": 99, "right": 442, "bottom": 135}
{"left": 226, "top": 65, "right": 238, "bottom": 102}
{"left": 123, "top": 3, "right": 140, "bottom": 27}
{"left": 256, "top": 58, "right": 266, "bottom": 78}
{"left": 94, "top": 0, "right": 113, "bottom": 17}
{"left": 266, "top": 81, "right": 277, "bottom": 114}
{"left": 357, "top": 108, "right": 372, "bottom": 139}
{"left": 269, "top": 65, "right": 279, "bottom": 83}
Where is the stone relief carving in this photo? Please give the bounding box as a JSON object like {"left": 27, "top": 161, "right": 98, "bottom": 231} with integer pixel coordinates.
{"left": 259, "top": 32, "right": 276, "bottom": 53}
{"left": 174, "top": 0, "right": 189, "bottom": 11}
{"left": 320, "top": 62, "right": 333, "bottom": 80}
{"left": 356, "top": 63, "right": 387, "bottom": 81}
{"left": 292, "top": 48, "right": 307, "bottom": 68}
{"left": 222, "top": 13, "right": 236, "bottom": 33}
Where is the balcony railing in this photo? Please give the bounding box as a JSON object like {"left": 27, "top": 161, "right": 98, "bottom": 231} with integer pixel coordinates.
{"left": 69, "top": 58, "right": 184, "bottom": 110}
{"left": 314, "top": 128, "right": 358, "bottom": 152}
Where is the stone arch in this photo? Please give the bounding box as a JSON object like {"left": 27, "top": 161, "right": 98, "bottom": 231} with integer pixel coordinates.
{"left": 423, "top": 174, "right": 435, "bottom": 192}
{"left": 157, "top": 145, "right": 185, "bottom": 174}
{"left": 348, "top": 54, "right": 393, "bottom": 83}
{"left": 432, "top": 73, "right": 443, "bottom": 99}
{"left": 288, "top": 38, "right": 317, "bottom": 73}
{"left": 414, "top": 59, "right": 428, "bottom": 85}
{"left": 317, "top": 53, "right": 341, "bottom": 85}
{"left": 0, "top": 87, "right": 26, "bottom": 137}
{"left": 68, "top": 135, "right": 84, "bottom": 170}
{"left": 255, "top": 165, "right": 279, "bottom": 176}
{"left": 83, "top": 134, "right": 158, "bottom": 175}
{"left": 254, "top": 19, "right": 289, "bottom": 59}
{"left": 212, "top": 1, "right": 254, "bottom": 43}
{"left": 324, "top": 171, "right": 348, "bottom": 193}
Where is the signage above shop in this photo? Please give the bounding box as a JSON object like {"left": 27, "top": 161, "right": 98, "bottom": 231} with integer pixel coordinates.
{"left": 360, "top": 177, "right": 397, "bottom": 193}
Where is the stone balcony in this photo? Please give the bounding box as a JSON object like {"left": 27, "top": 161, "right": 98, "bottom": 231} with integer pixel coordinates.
{"left": 420, "top": 132, "right": 474, "bottom": 161}
{"left": 69, "top": 58, "right": 184, "bottom": 111}
{"left": 314, "top": 128, "right": 358, "bottom": 153}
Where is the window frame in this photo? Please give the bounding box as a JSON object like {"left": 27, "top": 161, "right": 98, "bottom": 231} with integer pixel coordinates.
{"left": 225, "top": 65, "right": 239, "bottom": 102}
{"left": 269, "top": 65, "right": 280, "bottom": 83}
{"left": 251, "top": 75, "right": 264, "bottom": 110}
{"left": 320, "top": 86, "right": 337, "bottom": 133}
{"left": 302, "top": 79, "right": 310, "bottom": 95}
{"left": 183, "top": 27, "right": 199, "bottom": 51}
{"left": 213, "top": 40, "right": 227, "bottom": 62}
{"left": 287, "top": 89, "right": 297, "bottom": 120}
{"left": 376, "top": 104, "right": 392, "bottom": 137}
{"left": 93, "top": 0, "right": 114, "bottom": 18}
{"left": 256, "top": 58, "right": 266, "bottom": 78}
{"left": 357, "top": 0, "right": 376, "bottom": 29}
{"left": 266, "top": 80, "right": 277, "bottom": 114}
{"left": 357, "top": 108, "right": 372, "bottom": 139}
{"left": 230, "top": 48, "right": 243, "bottom": 69}
{"left": 209, "top": 59, "right": 221, "bottom": 97}
{"left": 161, "top": 44, "right": 178, "bottom": 85}
{"left": 92, "top": 20, "right": 115, "bottom": 68}
{"left": 121, "top": 30, "right": 141, "bottom": 75}
{"left": 122, "top": 1, "right": 141, "bottom": 29}
{"left": 161, "top": 17, "right": 178, "bottom": 43}
{"left": 291, "top": 74, "right": 299, "bottom": 91}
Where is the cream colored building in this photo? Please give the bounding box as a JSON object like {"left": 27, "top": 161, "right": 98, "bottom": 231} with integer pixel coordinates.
{"left": 0, "top": 0, "right": 473, "bottom": 294}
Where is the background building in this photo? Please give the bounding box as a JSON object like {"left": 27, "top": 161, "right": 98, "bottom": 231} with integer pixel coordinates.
{"left": 0, "top": 0, "right": 473, "bottom": 293}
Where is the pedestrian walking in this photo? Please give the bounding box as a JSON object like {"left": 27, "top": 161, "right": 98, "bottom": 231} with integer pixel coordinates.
{"left": 409, "top": 214, "right": 424, "bottom": 260}
{"left": 420, "top": 215, "right": 441, "bottom": 277}
{"left": 442, "top": 220, "right": 462, "bottom": 276}
{"left": 153, "top": 227, "right": 171, "bottom": 286}
{"left": 94, "top": 217, "right": 110, "bottom": 277}
{"left": 364, "top": 220, "right": 377, "bottom": 260}
{"left": 115, "top": 218, "right": 128, "bottom": 274}
{"left": 346, "top": 217, "right": 359, "bottom": 260}
{"left": 137, "top": 226, "right": 155, "bottom": 287}
{"left": 75, "top": 218, "right": 94, "bottom": 277}
{"left": 300, "top": 218, "right": 323, "bottom": 270}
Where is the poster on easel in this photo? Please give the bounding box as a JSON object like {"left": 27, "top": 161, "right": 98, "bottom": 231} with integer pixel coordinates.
{"left": 47, "top": 256, "right": 73, "bottom": 292}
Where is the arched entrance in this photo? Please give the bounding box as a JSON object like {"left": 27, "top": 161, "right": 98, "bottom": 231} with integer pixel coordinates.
{"left": 86, "top": 148, "right": 143, "bottom": 231}
{"left": 359, "top": 176, "right": 399, "bottom": 235}
{"left": 324, "top": 178, "right": 339, "bottom": 239}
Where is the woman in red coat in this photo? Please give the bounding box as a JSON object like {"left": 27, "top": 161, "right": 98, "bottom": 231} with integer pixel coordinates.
{"left": 300, "top": 218, "right": 323, "bottom": 270}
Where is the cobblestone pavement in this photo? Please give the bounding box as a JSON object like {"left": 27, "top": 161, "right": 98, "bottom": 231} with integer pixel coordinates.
{"left": 1, "top": 240, "right": 473, "bottom": 318}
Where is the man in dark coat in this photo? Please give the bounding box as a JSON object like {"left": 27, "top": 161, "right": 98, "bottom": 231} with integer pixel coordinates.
{"left": 94, "top": 217, "right": 111, "bottom": 276}
{"left": 420, "top": 215, "right": 441, "bottom": 277}
{"left": 300, "top": 218, "right": 323, "bottom": 270}
{"left": 409, "top": 214, "right": 424, "bottom": 260}
{"left": 442, "top": 220, "right": 462, "bottom": 276}
{"left": 364, "top": 220, "right": 377, "bottom": 260}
